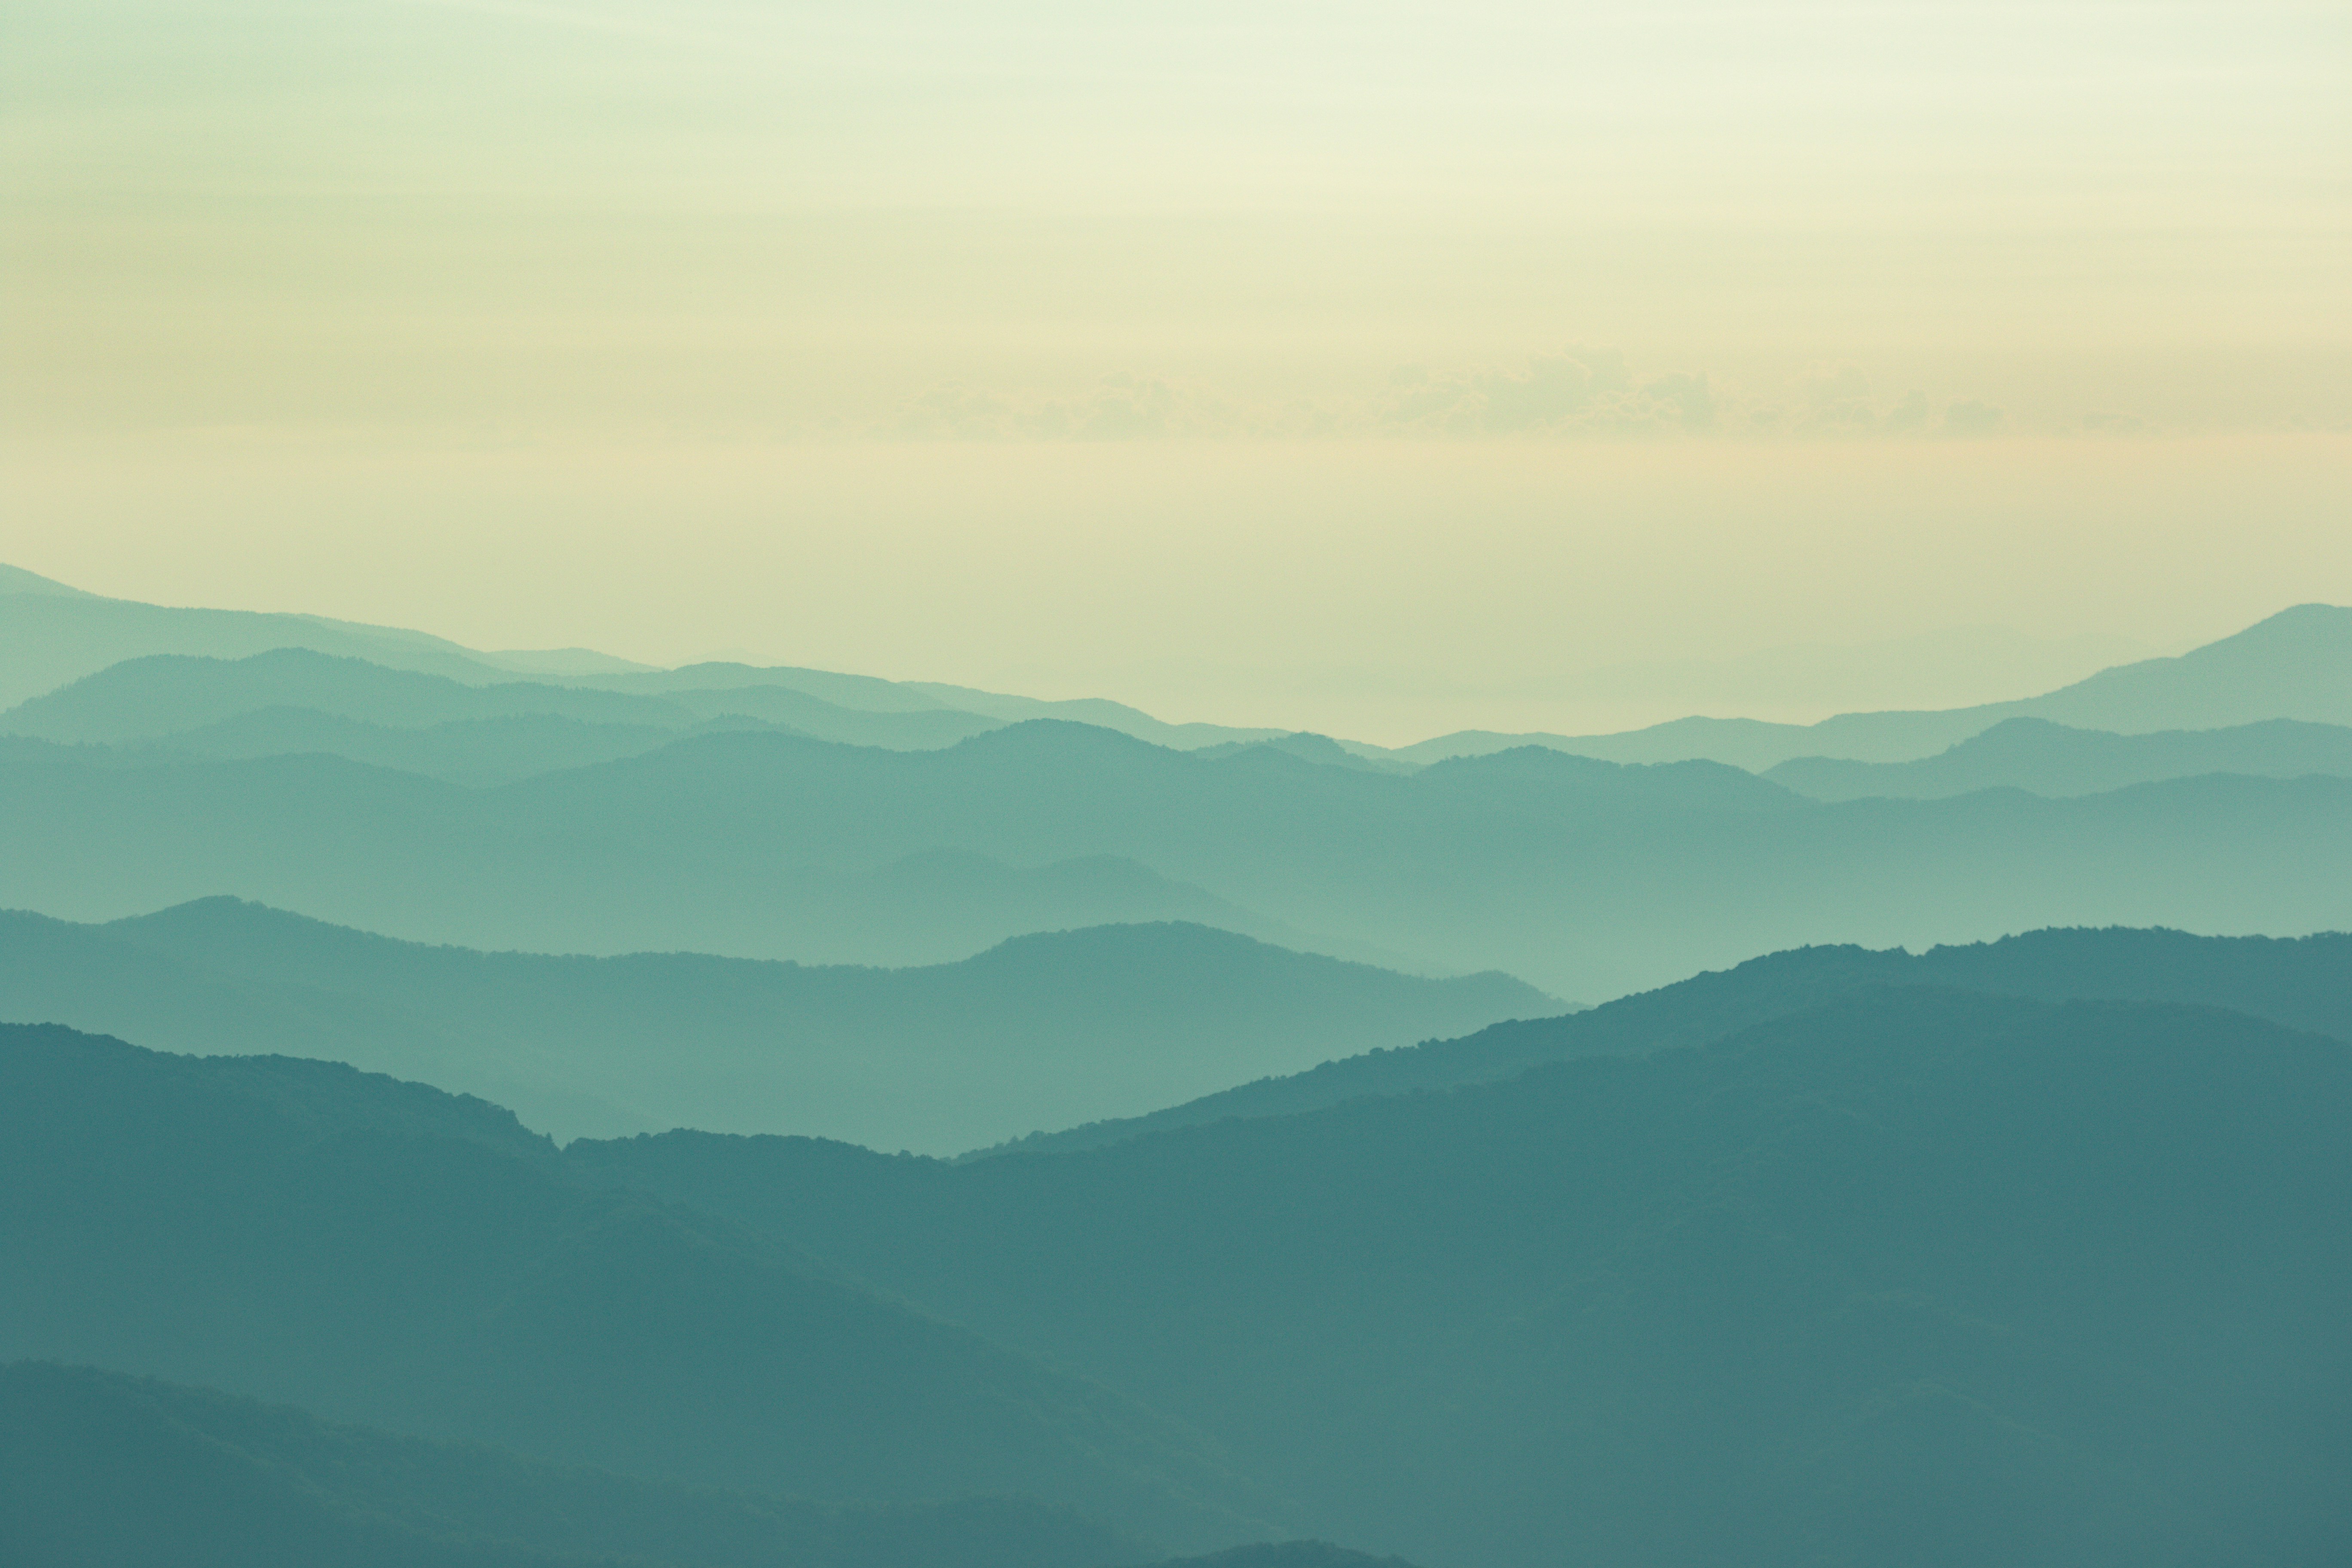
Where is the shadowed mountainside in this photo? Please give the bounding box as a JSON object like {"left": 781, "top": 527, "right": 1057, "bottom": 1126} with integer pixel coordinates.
{"left": 0, "top": 1023, "right": 1283, "bottom": 1551}
{"left": 568, "top": 988, "right": 2352, "bottom": 1568}
{"left": 0, "top": 902, "right": 1556, "bottom": 1149}
{"left": 984, "top": 925, "right": 2352, "bottom": 1155}
{"left": 0, "top": 1361, "right": 1153, "bottom": 1568}
{"left": 5, "top": 936, "right": 2345, "bottom": 1566}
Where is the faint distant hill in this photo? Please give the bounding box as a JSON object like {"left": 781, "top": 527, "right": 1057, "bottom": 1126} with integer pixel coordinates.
{"left": 3, "top": 648, "right": 695, "bottom": 738}
{"left": 0, "top": 648, "right": 1003, "bottom": 763}
{"left": 1400, "top": 604, "right": 2352, "bottom": 769}
{"left": 589, "top": 662, "right": 1285, "bottom": 752}
{"left": 0, "top": 567, "right": 644, "bottom": 710}
{"left": 0, "top": 1361, "right": 1151, "bottom": 1568}
{"left": 0, "top": 1023, "right": 1282, "bottom": 1550}
{"left": 1766, "top": 716, "right": 2352, "bottom": 800}
{"left": 1, "top": 714, "right": 2346, "bottom": 997}
{"left": 0, "top": 902, "right": 1555, "bottom": 1149}
{"left": 13, "top": 565, "right": 2343, "bottom": 777}
{"left": 0, "top": 566, "right": 1278, "bottom": 751}
{"left": 570, "top": 986, "right": 2352, "bottom": 1568}
{"left": 986, "top": 924, "right": 2352, "bottom": 1155}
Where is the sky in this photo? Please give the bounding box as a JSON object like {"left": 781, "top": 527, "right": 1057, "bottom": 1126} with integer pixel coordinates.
{"left": 3, "top": 0, "right": 2347, "bottom": 741}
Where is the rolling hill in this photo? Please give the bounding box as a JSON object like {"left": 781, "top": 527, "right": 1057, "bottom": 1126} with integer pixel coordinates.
{"left": 1399, "top": 603, "right": 2352, "bottom": 769}
{"left": 1765, "top": 716, "right": 2352, "bottom": 801}
{"left": 983, "top": 924, "right": 2352, "bottom": 1155}
{"left": 0, "top": 1023, "right": 1281, "bottom": 1551}
{"left": 0, "top": 1361, "right": 1151, "bottom": 1568}
{"left": 0, "top": 569, "right": 1278, "bottom": 751}
{"left": 0, "top": 717, "right": 2346, "bottom": 997}
{"left": 0, "top": 648, "right": 1007, "bottom": 761}
{"left": 0, "top": 570, "right": 643, "bottom": 710}
{"left": 0, "top": 901, "right": 1555, "bottom": 1149}
{"left": 568, "top": 987, "right": 2352, "bottom": 1568}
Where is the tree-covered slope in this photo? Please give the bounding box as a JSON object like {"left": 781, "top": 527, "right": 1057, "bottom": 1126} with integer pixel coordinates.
{"left": 570, "top": 989, "right": 2352, "bottom": 1568}
{"left": 0, "top": 902, "right": 1553, "bottom": 1149}
{"left": 0, "top": 1024, "right": 1280, "bottom": 1551}
{"left": 988, "top": 924, "right": 2352, "bottom": 1154}
{"left": 0, "top": 1361, "right": 1150, "bottom": 1568}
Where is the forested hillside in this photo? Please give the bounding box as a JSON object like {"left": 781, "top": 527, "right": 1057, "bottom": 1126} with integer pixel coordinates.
{"left": 0, "top": 1362, "right": 1152, "bottom": 1568}
{"left": 0, "top": 1024, "right": 1281, "bottom": 1551}
{"left": 570, "top": 989, "right": 2352, "bottom": 1568}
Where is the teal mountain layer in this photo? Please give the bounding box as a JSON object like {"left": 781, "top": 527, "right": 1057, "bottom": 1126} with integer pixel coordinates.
{"left": 0, "top": 901, "right": 1553, "bottom": 1149}
{"left": 2, "top": 717, "right": 2346, "bottom": 995}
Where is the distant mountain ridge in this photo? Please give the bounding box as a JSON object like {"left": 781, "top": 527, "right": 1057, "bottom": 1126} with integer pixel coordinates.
{"left": 0, "top": 571, "right": 1279, "bottom": 751}
{"left": 8, "top": 562, "right": 2345, "bottom": 770}
{"left": 2, "top": 715, "right": 2346, "bottom": 996}
{"left": 1766, "top": 716, "right": 2352, "bottom": 800}
{"left": 0, "top": 565, "right": 92, "bottom": 599}
{"left": 1397, "top": 604, "right": 2352, "bottom": 768}
{"left": 0, "top": 901, "right": 1556, "bottom": 1149}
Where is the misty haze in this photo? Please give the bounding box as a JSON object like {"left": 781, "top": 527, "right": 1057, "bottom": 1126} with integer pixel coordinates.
{"left": 2, "top": 4, "right": 2347, "bottom": 1567}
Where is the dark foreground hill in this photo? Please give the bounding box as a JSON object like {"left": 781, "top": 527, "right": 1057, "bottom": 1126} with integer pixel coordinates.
{"left": 0, "top": 1362, "right": 1149, "bottom": 1568}
{"left": 0, "top": 1024, "right": 1280, "bottom": 1551}
{"left": 987, "top": 925, "right": 2352, "bottom": 1155}
{"left": 0, "top": 902, "right": 1552, "bottom": 1148}
{"left": 571, "top": 989, "right": 2352, "bottom": 1568}
{"left": 3, "top": 715, "right": 2347, "bottom": 996}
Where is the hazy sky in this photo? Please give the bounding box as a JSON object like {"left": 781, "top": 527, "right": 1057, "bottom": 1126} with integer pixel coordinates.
{"left": 3, "top": 0, "right": 2346, "bottom": 739}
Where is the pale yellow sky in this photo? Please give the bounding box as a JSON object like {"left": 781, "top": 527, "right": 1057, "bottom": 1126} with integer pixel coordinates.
{"left": 2, "top": 1, "right": 2346, "bottom": 738}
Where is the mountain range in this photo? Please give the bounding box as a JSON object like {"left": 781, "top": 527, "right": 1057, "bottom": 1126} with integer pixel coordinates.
{"left": 0, "top": 900, "right": 1553, "bottom": 1149}
{"left": 5, "top": 562, "right": 2348, "bottom": 1566}
{"left": 0, "top": 569, "right": 1276, "bottom": 752}
{"left": 6, "top": 928, "right": 2344, "bottom": 1567}
{"left": 3, "top": 715, "right": 2346, "bottom": 997}
{"left": 9, "top": 565, "right": 2351, "bottom": 775}
{"left": 1393, "top": 603, "right": 2352, "bottom": 767}
{"left": 1765, "top": 716, "right": 2352, "bottom": 801}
